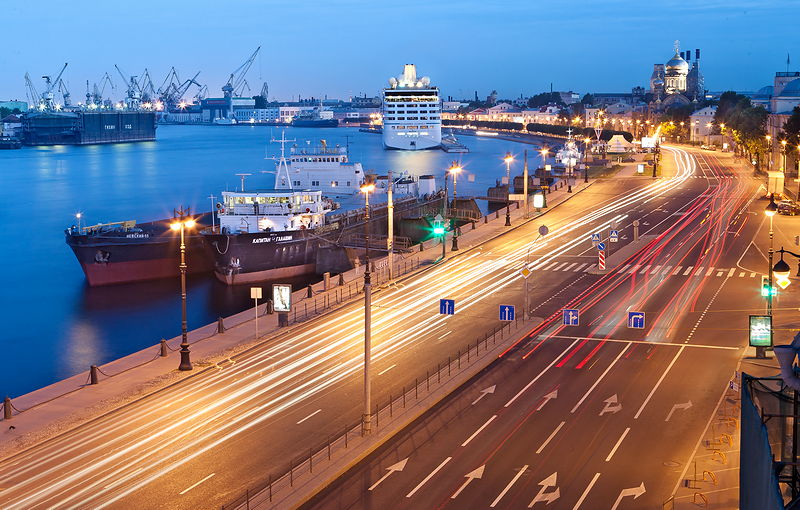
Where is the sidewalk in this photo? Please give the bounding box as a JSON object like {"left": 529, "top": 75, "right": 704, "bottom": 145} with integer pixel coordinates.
{"left": 0, "top": 172, "right": 599, "bottom": 460}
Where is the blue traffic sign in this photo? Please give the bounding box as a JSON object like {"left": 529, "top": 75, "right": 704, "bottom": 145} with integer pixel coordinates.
{"left": 563, "top": 309, "right": 580, "bottom": 326}
{"left": 610, "top": 230, "right": 619, "bottom": 242}
{"left": 597, "top": 242, "right": 606, "bottom": 251}
{"left": 628, "top": 311, "right": 645, "bottom": 329}
{"left": 499, "top": 305, "right": 515, "bottom": 321}
{"left": 590, "top": 233, "right": 601, "bottom": 243}
{"left": 439, "top": 299, "right": 455, "bottom": 315}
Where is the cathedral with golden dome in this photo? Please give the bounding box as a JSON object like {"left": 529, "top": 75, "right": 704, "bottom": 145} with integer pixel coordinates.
{"left": 649, "top": 41, "right": 705, "bottom": 109}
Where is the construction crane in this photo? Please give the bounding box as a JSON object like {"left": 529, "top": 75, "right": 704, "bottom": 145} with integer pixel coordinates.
{"left": 194, "top": 84, "right": 208, "bottom": 103}
{"left": 139, "top": 69, "right": 156, "bottom": 104}
{"left": 57, "top": 79, "right": 71, "bottom": 109}
{"left": 114, "top": 64, "right": 142, "bottom": 110}
{"left": 158, "top": 67, "right": 202, "bottom": 109}
{"left": 222, "top": 46, "right": 260, "bottom": 99}
{"left": 38, "top": 63, "right": 68, "bottom": 111}
{"left": 25, "top": 73, "right": 41, "bottom": 109}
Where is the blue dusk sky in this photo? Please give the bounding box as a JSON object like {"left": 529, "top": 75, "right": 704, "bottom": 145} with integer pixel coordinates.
{"left": 1, "top": 0, "right": 798, "bottom": 103}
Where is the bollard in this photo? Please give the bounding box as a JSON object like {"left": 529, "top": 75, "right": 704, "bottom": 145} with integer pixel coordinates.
{"left": 419, "top": 242, "right": 424, "bottom": 252}
{"left": 3, "top": 396, "right": 11, "bottom": 420}
{"left": 323, "top": 272, "right": 330, "bottom": 291}
{"left": 472, "top": 221, "right": 476, "bottom": 230}
{"left": 267, "top": 299, "right": 274, "bottom": 314}
{"left": 217, "top": 317, "right": 226, "bottom": 333}
{"left": 484, "top": 215, "right": 488, "bottom": 224}
{"left": 90, "top": 365, "right": 99, "bottom": 385}
{"left": 307, "top": 286, "right": 313, "bottom": 298}
{"left": 160, "top": 339, "right": 168, "bottom": 357}
{"left": 338, "top": 272, "right": 345, "bottom": 286}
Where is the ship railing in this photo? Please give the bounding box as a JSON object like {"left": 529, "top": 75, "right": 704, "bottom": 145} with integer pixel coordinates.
{"left": 81, "top": 220, "right": 136, "bottom": 233}
{"left": 337, "top": 233, "right": 412, "bottom": 252}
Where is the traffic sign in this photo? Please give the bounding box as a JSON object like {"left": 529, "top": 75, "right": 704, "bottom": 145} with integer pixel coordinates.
{"left": 610, "top": 230, "right": 619, "bottom": 242}
{"left": 627, "top": 311, "right": 645, "bottom": 329}
{"left": 563, "top": 309, "right": 580, "bottom": 326}
{"left": 520, "top": 267, "right": 531, "bottom": 278}
{"left": 598, "top": 250, "right": 606, "bottom": 270}
{"left": 439, "top": 299, "right": 455, "bottom": 315}
{"left": 597, "top": 242, "right": 606, "bottom": 251}
{"left": 590, "top": 233, "right": 601, "bottom": 243}
{"left": 499, "top": 305, "right": 515, "bottom": 321}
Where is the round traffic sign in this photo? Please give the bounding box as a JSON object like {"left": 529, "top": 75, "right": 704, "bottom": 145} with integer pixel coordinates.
{"left": 597, "top": 242, "right": 606, "bottom": 251}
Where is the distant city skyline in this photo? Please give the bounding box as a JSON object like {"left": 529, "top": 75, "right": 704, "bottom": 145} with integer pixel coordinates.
{"left": 1, "top": 0, "right": 798, "bottom": 104}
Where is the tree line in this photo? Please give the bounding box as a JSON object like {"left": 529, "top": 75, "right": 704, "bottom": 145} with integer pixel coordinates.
{"left": 442, "top": 119, "right": 633, "bottom": 141}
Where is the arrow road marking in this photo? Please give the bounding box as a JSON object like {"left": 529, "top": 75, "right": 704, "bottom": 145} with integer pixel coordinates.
{"left": 472, "top": 385, "right": 496, "bottom": 405}
{"left": 406, "top": 457, "right": 451, "bottom": 498}
{"left": 611, "top": 482, "right": 646, "bottom": 510}
{"left": 450, "top": 465, "right": 485, "bottom": 499}
{"left": 461, "top": 415, "right": 497, "bottom": 446}
{"left": 665, "top": 400, "right": 693, "bottom": 422}
{"left": 369, "top": 458, "right": 408, "bottom": 491}
{"left": 490, "top": 465, "right": 528, "bottom": 508}
{"left": 572, "top": 473, "right": 601, "bottom": 510}
{"left": 599, "top": 394, "right": 623, "bottom": 416}
{"left": 536, "top": 389, "right": 558, "bottom": 411}
{"left": 528, "top": 472, "right": 560, "bottom": 507}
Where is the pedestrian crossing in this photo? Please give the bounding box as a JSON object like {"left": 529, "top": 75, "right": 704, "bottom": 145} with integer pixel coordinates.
{"left": 534, "top": 260, "right": 761, "bottom": 278}
{"left": 688, "top": 175, "right": 739, "bottom": 179}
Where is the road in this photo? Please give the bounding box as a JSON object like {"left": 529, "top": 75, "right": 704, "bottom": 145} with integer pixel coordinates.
{"left": 0, "top": 146, "right": 748, "bottom": 509}
{"left": 302, "top": 148, "right": 768, "bottom": 509}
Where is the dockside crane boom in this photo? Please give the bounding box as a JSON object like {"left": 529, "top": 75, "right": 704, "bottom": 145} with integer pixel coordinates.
{"left": 222, "top": 46, "right": 260, "bottom": 98}
{"left": 25, "top": 73, "right": 41, "bottom": 109}
{"left": 114, "top": 64, "right": 142, "bottom": 110}
{"left": 40, "top": 63, "right": 68, "bottom": 110}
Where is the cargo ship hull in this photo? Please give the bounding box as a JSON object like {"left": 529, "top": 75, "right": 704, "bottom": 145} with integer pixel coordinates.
{"left": 66, "top": 214, "right": 213, "bottom": 286}
{"left": 23, "top": 111, "right": 156, "bottom": 146}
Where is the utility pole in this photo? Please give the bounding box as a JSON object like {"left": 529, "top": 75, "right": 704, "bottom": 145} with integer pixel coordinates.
{"left": 523, "top": 150, "right": 529, "bottom": 219}
{"left": 387, "top": 170, "right": 394, "bottom": 279}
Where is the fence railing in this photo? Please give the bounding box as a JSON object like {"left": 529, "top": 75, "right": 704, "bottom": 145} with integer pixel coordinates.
{"left": 221, "top": 317, "right": 525, "bottom": 509}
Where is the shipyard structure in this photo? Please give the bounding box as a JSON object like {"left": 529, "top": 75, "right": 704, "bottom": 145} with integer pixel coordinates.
{"left": 22, "top": 111, "right": 156, "bottom": 145}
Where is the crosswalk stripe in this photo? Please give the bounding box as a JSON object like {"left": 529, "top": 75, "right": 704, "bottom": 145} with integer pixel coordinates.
{"left": 552, "top": 262, "right": 568, "bottom": 271}
{"left": 574, "top": 263, "right": 589, "bottom": 272}
{"left": 739, "top": 272, "right": 745, "bottom": 277}
{"left": 627, "top": 265, "right": 639, "bottom": 274}
{"left": 650, "top": 265, "right": 662, "bottom": 275}
{"left": 728, "top": 268, "right": 736, "bottom": 277}
{"left": 563, "top": 263, "right": 578, "bottom": 271}
{"left": 694, "top": 267, "right": 704, "bottom": 277}
{"left": 620, "top": 264, "right": 631, "bottom": 273}
{"left": 716, "top": 271, "right": 724, "bottom": 277}
{"left": 639, "top": 266, "right": 649, "bottom": 274}
{"left": 683, "top": 266, "right": 693, "bottom": 275}
{"left": 543, "top": 262, "right": 559, "bottom": 270}
{"left": 662, "top": 265, "right": 673, "bottom": 275}
{"left": 672, "top": 266, "right": 683, "bottom": 275}
{"left": 705, "top": 267, "right": 715, "bottom": 276}
{"left": 584, "top": 264, "right": 595, "bottom": 272}
{"left": 750, "top": 272, "right": 756, "bottom": 278}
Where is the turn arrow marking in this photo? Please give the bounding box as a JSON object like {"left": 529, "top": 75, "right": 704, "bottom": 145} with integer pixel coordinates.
{"left": 536, "top": 389, "right": 558, "bottom": 411}
{"left": 611, "top": 482, "right": 646, "bottom": 510}
{"left": 472, "top": 385, "right": 496, "bottom": 405}
{"left": 665, "top": 400, "right": 692, "bottom": 422}
{"left": 450, "top": 465, "right": 485, "bottom": 499}
{"left": 368, "top": 458, "right": 408, "bottom": 491}
{"left": 528, "top": 472, "right": 560, "bottom": 507}
{"left": 599, "top": 394, "right": 623, "bottom": 416}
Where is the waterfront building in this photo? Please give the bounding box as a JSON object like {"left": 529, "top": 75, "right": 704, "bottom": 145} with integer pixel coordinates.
{"left": 688, "top": 106, "right": 718, "bottom": 143}
{"left": 382, "top": 64, "right": 442, "bottom": 150}
{"left": 1, "top": 114, "right": 22, "bottom": 137}
{"left": 0, "top": 99, "right": 28, "bottom": 112}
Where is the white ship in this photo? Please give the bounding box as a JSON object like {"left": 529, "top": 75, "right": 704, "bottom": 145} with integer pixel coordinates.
{"left": 382, "top": 64, "right": 442, "bottom": 150}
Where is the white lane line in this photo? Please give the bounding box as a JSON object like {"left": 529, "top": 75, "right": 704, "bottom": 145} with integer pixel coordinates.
{"left": 378, "top": 364, "right": 396, "bottom": 376}
{"left": 490, "top": 465, "right": 529, "bottom": 508}
{"left": 406, "top": 457, "right": 451, "bottom": 498}
{"left": 505, "top": 339, "right": 580, "bottom": 407}
{"left": 179, "top": 473, "right": 215, "bottom": 495}
{"left": 574, "top": 263, "right": 589, "bottom": 272}
{"left": 536, "top": 421, "right": 566, "bottom": 454}
{"left": 563, "top": 263, "right": 578, "bottom": 271}
{"left": 672, "top": 266, "right": 682, "bottom": 275}
{"left": 683, "top": 266, "right": 693, "bottom": 275}
{"left": 571, "top": 343, "right": 631, "bottom": 413}
{"left": 296, "top": 409, "right": 322, "bottom": 424}
{"left": 438, "top": 331, "right": 452, "bottom": 340}
{"left": 634, "top": 346, "right": 685, "bottom": 419}
{"left": 727, "top": 268, "right": 736, "bottom": 278}
{"left": 605, "top": 427, "right": 631, "bottom": 462}
{"left": 104, "top": 468, "right": 144, "bottom": 490}
{"left": 461, "top": 415, "right": 497, "bottom": 447}
{"left": 572, "top": 473, "right": 601, "bottom": 510}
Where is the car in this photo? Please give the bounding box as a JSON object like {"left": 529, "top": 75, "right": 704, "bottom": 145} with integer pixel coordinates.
{"left": 700, "top": 144, "right": 717, "bottom": 151}
{"left": 777, "top": 200, "right": 800, "bottom": 216}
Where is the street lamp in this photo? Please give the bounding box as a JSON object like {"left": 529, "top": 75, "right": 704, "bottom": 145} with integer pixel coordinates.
{"left": 583, "top": 138, "right": 591, "bottom": 183}
{"left": 448, "top": 162, "right": 463, "bottom": 251}
{"left": 781, "top": 140, "right": 788, "bottom": 173}
{"left": 762, "top": 195, "right": 778, "bottom": 358}
{"left": 170, "top": 210, "right": 197, "bottom": 371}
{"left": 540, "top": 148, "right": 549, "bottom": 187}
{"left": 767, "top": 135, "right": 773, "bottom": 171}
{"left": 503, "top": 153, "right": 514, "bottom": 226}
{"left": 359, "top": 182, "right": 375, "bottom": 434}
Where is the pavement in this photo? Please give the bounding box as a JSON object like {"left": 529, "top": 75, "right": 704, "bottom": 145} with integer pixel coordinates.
{"left": 300, "top": 148, "right": 788, "bottom": 510}
{"left": 0, "top": 150, "right": 633, "bottom": 509}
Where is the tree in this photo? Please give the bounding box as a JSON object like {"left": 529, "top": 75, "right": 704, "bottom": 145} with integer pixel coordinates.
{"left": 780, "top": 106, "right": 800, "bottom": 147}
{"left": 581, "top": 93, "right": 594, "bottom": 106}
{"left": 527, "top": 92, "right": 564, "bottom": 108}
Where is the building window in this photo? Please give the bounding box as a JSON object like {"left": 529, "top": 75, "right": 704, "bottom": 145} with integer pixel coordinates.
{"left": 312, "top": 180, "right": 320, "bottom": 186}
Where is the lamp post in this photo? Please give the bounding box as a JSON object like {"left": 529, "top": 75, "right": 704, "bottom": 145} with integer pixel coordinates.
{"left": 583, "top": 138, "right": 591, "bottom": 183}
{"left": 762, "top": 195, "right": 778, "bottom": 359}
{"left": 448, "top": 162, "right": 462, "bottom": 251}
{"left": 767, "top": 135, "right": 773, "bottom": 171}
{"left": 170, "top": 209, "right": 197, "bottom": 371}
{"left": 504, "top": 153, "right": 513, "bottom": 226}
{"left": 360, "top": 182, "right": 375, "bottom": 434}
{"left": 539, "top": 147, "right": 549, "bottom": 193}
{"left": 781, "top": 140, "right": 788, "bottom": 173}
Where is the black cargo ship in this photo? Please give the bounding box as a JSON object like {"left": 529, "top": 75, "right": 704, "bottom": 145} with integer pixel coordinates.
{"left": 65, "top": 213, "right": 213, "bottom": 286}
{"left": 22, "top": 111, "right": 156, "bottom": 146}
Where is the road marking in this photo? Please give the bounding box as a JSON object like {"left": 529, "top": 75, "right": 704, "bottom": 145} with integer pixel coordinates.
{"left": 179, "top": 473, "right": 215, "bottom": 495}
{"left": 627, "top": 265, "right": 639, "bottom": 274}
{"left": 650, "top": 265, "right": 662, "bottom": 275}
{"left": 638, "top": 266, "right": 649, "bottom": 274}
{"left": 472, "top": 385, "right": 496, "bottom": 405}
{"left": 727, "top": 268, "right": 736, "bottom": 277}
{"left": 506, "top": 339, "right": 580, "bottom": 407}
{"left": 378, "top": 364, "right": 396, "bottom": 376}
{"left": 571, "top": 344, "right": 630, "bottom": 413}
{"left": 662, "top": 265, "right": 673, "bottom": 275}
{"left": 683, "top": 266, "right": 693, "bottom": 275}
{"left": 706, "top": 267, "right": 715, "bottom": 276}
{"left": 546, "top": 335, "right": 738, "bottom": 350}
{"left": 536, "top": 389, "right": 558, "bottom": 410}
{"left": 739, "top": 271, "right": 745, "bottom": 277}
{"left": 620, "top": 264, "right": 631, "bottom": 273}
{"left": 296, "top": 409, "right": 322, "bottom": 424}
{"left": 563, "top": 262, "right": 577, "bottom": 271}
{"left": 369, "top": 458, "right": 408, "bottom": 491}
{"left": 750, "top": 272, "right": 756, "bottom": 277}
{"left": 694, "top": 266, "right": 704, "bottom": 277}
{"left": 665, "top": 401, "right": 693, "bottom": 421}
{"left": 611, "top": 482, "right": 646, "bottom": 510}
{"left": 104, "top": 467, "right": 144, "bottom": 490}
{"left": 574, "top": 263, "right": 589, "bottom": 272}
{"left": 606, "top": 427, "right": 631, "bottom": 461}
{"left": 450, "top": 465, "right": 485, "bottom": 499}
{"left": 490, "top": 465, "right": 528, "bottom": 507}
{"left": 536, "top": 421, "right": 565, "bottom": 454}
{"left": 552, "top": 262, "right": 568, "bottom": 271}
{"left": 528, "top": 472, "right": 560, "bottom": 507}
{"left": 672, "top": 265, "right": 682, "bottom": 275}
{"left": 438, "top": 331, "right": 452, "bottom": 340}
{"left": 634, "top": 346, "right": 685, "bottom": 419}
{"left": 543, "top": 262, "right": 559, "bottom": 270}
{"left": 572, "top": 473, "right": 601, "bottom": 510}
{"left": 406, "top": 457, "right": 451, "bottom": 498}
{"left": 461, "top": 415, "right": 496, "bottom": 446}
{"left": 583, "top": 264, "right": 595, "bottom": 272}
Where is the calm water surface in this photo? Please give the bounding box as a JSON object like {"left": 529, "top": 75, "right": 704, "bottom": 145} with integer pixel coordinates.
{"left": 0, "top": 125, "right": 545, "bottom": 397}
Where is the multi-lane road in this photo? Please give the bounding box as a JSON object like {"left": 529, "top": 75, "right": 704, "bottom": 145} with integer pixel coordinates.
{"left": 0, "top": 147, "right": 765, "bottom": 509}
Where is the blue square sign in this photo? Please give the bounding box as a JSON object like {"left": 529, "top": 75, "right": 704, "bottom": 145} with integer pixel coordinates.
{"left": 439, "top": 299, "right": 455, "bottom": 315}
{"left": 627, "top": 311, "right": 645, "bottom": 329}
{"left": 499, "top": 305, "right": 515, "bottom": 321}
{"left": 563, "top": 309, "right": 580, "bottom": 326}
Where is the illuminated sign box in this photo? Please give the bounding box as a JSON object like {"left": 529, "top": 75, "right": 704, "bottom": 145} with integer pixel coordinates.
{"left": 272, "top": 284, "right": 292, "bottom": 312}
{"left": 749, "top": 315, "right": 772, "bottom": 347}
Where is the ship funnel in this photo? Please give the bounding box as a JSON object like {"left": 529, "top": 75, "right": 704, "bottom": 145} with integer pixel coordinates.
{"left": 402, "top": 64, "right": 417, "bottom": 85}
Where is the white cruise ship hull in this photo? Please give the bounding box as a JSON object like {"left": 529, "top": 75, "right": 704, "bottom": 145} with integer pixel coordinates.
{"left": 383, "top": 125, "right": 442, "bottom": 150}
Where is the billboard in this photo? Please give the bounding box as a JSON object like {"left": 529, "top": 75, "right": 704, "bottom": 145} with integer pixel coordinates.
{"left": 749, "top": 315, "right": 772, "bottom": 347}
{"left": 272, "top": 284, "right": 292, "bottom": 312}
{"left": 641, "top": 137, "right": 656, "bottom": 148}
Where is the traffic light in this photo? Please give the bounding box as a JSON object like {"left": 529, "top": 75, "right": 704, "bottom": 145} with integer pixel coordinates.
{"left": 432, "top": 220, "right": 445, "bottom": 236}
{"left": 761, "top": 276, "right": 777, "bottom": 297}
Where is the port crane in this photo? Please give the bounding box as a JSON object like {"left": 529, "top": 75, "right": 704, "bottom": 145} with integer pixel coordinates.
{"left": 86, "top": 73, "right": 115, "bottom": 108}
{"left": 157, "top": 67, "right": 202, "bottom": 109}
{"left": 57, "top": 79, "right": 71, "bottom": 108}
{"left": 139, "top": 69, "right": 157, "bottom": 104}
{"left": 24, "top": 73, "right": 41, "bottom": 109}
{"left": 114, "top": 64, "right": 142, "bottom": 110}
{"left": 26, "top": 63, "right": 68, "bottom": 111}
{"left": 222, "top": 46, "right": 260, "bottom": 99}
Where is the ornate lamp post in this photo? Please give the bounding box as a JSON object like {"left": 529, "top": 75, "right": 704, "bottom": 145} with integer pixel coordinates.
{"left": 766, "top": 135, "right": 773, "bottom": 171}
{"left": 781, "top": 139, "right": 788, "bottom": 173}
{"left": 762, "top": 195, "right": 778, "bottom": 358}
{"left": 170, "top": 209, "right": 197, "bottom": 371}
{"left": 503, "top": 152, "right": 514, "bottom": 227}
{"left": 583, "top": 137, "right": 591, "bottom": 183}
{"left": 448, "top": 162, "right": 463, "bottom": 251}
{"left": 360, "top": 182, "right": 375, "bottom": 434}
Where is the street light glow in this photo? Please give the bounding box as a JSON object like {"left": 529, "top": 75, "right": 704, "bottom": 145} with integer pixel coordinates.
{"left": 360, "top": 183, "right": 376, "bottom": 193}
{"left": 503, "top": 152, "right": 514, "bottom": 163}
{"left": 765, "top": 196, "right": 778, "bottom": 217}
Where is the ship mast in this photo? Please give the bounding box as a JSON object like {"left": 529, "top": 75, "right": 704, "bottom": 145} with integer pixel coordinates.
{"left": 267, "top": 130, "right": 296, "bottom": 190}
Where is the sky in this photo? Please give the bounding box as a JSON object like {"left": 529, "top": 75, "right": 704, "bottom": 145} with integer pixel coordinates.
{"left": 2, "top": 0, "right": 799, "bottom": 104}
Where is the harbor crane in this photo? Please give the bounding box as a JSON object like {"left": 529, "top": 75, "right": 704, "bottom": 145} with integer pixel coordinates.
{"left": 139, "top": 69, "right": 157, "bottom": 104}
{"left": 88, "top": 72, "right": 115, "bottom": 107}
{"left": 114, "top": 64, "right": 142, "bottom": 110}
{"left": 57, "top": 79, "right": 71, "bottom": 108}
{"left": 29, "top": 63, "right": 68, "bottom": 111}
{"left": 24, "top": 73, "right": 41, "bottom": 109}
{"left": 222, "top": 46, "right": 260, "bottom": 99}
{"left": 157, "top": 67, "right": 202, "bottom": 109}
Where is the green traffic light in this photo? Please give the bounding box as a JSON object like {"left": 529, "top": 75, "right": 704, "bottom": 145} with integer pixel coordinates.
{"left": 433, "top": 226, "right": 445, "bottom": 235}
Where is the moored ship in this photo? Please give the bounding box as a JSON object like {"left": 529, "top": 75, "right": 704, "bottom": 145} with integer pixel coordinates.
{"left": 290, "top": 106, "right": 338, "bottom": 128}
{"left": 65, "top": 212, "right": 213, "bottom": 286}
{"left": 382, "top": 64, "right": 442, "bottom": 150}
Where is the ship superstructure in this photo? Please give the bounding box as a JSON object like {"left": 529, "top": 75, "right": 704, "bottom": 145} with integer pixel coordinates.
{"left": 382, "top": 64, "right": 441, "bottom": 150}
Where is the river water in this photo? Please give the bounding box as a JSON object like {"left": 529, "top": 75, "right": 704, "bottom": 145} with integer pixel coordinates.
{"left": 0, "top": 125, "right": 546, "bottom": 397}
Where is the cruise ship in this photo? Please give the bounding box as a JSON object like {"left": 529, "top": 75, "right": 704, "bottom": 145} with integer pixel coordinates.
{"left": 382, "top": 64, "right": 442, "bottom": 150}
